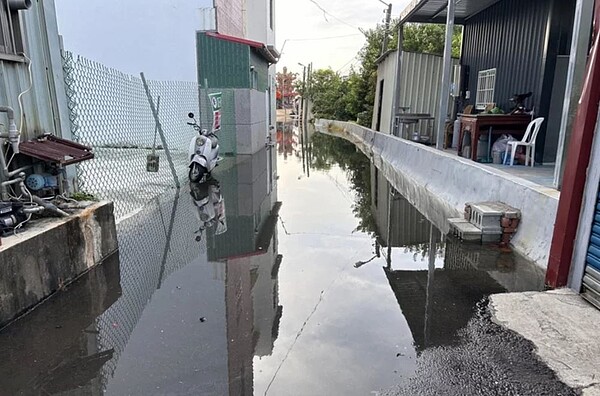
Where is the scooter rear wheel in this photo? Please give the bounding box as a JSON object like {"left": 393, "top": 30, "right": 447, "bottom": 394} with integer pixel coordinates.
{"left": 189, "top": 163, "right": 207, "bottom": 183}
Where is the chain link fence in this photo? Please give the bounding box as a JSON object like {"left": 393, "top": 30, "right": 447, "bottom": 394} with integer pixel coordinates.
{"left": 62, "top": 51, "right": 238, "bottom": 220}
{"left": 92, "top": 187, "right": 219, "bottom": 389}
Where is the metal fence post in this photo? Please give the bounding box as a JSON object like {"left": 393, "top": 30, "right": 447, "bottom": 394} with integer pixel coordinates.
{"left": 140, "top": 72, "right": 181, "bottom": 189}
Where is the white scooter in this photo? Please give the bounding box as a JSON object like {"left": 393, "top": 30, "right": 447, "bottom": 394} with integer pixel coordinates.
{"left": 187, "top": 112, "right": 219, "bottom": 182}
{"left": 190, "top": 179, "right": 227, "bottom": 241}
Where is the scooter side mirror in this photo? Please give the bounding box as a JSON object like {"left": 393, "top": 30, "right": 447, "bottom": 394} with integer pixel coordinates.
{"left": 188, "top": 112, "right": 195, "bottom": 119}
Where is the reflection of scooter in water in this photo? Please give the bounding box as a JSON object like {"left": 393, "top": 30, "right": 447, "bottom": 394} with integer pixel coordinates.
{"left": 190, "top": 179, "right": 227, "bottom": 241}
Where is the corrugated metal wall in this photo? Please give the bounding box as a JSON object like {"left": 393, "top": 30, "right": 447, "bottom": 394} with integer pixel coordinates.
{"left": 373, "top": 51, "right": 458, "bottom": 136}
{"left": 371, "top": 166, "right": 431, "bottom": 247}
{"left": 399, "top": 52, "right": 458, "bottom": 119}
{"left": 197, "top": 32, "right": 251, "bottom": 89}
{"left": 461, "top": 0, "right": 552, "bottom": 112}
{"left": 0, "top": 1, "right": 68, "bottom": 141}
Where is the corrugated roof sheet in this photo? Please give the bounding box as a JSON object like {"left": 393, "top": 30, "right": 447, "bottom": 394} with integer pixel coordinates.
{"left": 400, "top": 0, "right": 502, "bottom": 24}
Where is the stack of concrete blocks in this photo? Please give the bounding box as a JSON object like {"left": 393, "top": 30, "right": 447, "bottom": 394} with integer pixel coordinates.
{"left": 448, "top": 202, "right": 521, "bottom": 245}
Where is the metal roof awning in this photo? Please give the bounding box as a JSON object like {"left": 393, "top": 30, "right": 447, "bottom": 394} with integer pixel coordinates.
{"left": 399, "top": 0, "right": 502, "bottom": 24}
{"left": 206, "top": 32, "right": 279, "bottom": 64}
{"left": 19, "top": 134, "right": 94, "bottom": 166}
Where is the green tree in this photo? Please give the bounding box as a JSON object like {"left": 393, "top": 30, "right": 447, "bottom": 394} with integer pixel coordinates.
{"left": 306, "top": 69, "right": 356, "bottom": 121}
{"left": 306, "top": 22, "right": 463, "bottom": 126}
{"left": 310, "top": 133, "right": 377, "bottom": 235}
{"left": 403, "top": 24, "right": 462, "bottom": 58}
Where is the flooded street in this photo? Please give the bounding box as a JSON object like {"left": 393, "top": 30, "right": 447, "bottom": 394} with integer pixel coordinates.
{"left": 0, "top": 130, "right": 575, "bottom": 395}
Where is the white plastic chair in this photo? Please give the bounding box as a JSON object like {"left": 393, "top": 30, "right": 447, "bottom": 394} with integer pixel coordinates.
{"left": 504, "top": 117, "right": 544, "bottom": 167}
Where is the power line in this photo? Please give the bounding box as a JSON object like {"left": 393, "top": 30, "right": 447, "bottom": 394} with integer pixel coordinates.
{"left": 285, "top": 33, "right": 362, "bottom": 42}
{"left": 279, "top": 34, "right": 363, "bottom": 56}
{"left": 336, "top": 55, "right": 359, "bottom": 73}
{"left": 306, "top": 0, "right": 360, "bottom": 31}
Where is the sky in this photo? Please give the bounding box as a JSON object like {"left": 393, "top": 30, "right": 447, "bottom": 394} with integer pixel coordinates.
{"left": 55, "top": 0, "right": 410, "bottom": 81}
{"left": 276, "top": 0, "right": 409, "bottom": 75}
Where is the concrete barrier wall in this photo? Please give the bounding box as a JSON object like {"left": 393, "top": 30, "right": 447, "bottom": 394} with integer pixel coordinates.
{"left": 317, "top": 120, "right": 559, "bottom": 270}
{"left": 0, "top": 202, "right": 118, "bottom": 327}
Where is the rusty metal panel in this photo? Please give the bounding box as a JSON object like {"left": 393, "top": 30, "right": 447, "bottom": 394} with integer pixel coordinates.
{"left": 19, "top": 134, "right": 93, "bottom": 166}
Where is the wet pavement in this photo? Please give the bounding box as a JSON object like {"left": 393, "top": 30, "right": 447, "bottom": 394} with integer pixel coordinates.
{"left": 0, "top": 129, "right": 578, "bottom": 395}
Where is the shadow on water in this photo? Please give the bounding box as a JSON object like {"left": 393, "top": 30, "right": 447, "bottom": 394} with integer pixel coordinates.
{"left": 307, "top": 131, "right": 575, "bottom": 396}
{"left": 0, "top": 148, "right": 283, "bottom": 395}
{"left": 0, "top": 126, "right": 572, "bottom": 395}
{"left": 310, "top": 132, "right": 545, "bottom": 348}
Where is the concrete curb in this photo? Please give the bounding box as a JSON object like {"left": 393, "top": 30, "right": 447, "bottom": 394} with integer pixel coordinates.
{"left": 0, "top": 201, "right": 118, "bottom": 327}
{"left": 316, "top": 120, "right": 559, "bottom": 270}
{"left": 490, "top": 290, "right": 600, "bottom": 395}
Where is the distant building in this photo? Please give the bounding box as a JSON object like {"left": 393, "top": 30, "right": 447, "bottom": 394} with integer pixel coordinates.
{"left": 197, "top": 0, "right": 279, "bottom": 157}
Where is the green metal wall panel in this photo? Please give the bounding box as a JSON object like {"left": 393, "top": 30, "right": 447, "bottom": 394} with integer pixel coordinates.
{"left": 250, "top": 51, "right": 269, "bottom": 92}
{"left": 199, "top": 88, "right": 237, "bottom": 155}
{"left": 197, "top": 32, "right": 251, "bottom": 88}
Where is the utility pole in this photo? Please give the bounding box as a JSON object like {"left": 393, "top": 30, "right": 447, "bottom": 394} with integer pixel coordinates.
{"left": 299, "top": 63, "right": 307, "bottom": 173}
{"left": 379, "top": 0, "right": 393, "bottom": 55}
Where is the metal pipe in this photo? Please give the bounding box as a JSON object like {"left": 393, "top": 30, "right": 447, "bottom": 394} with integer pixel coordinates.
{"left": 8, "top": 0, "right": 32, "bottom": 10}
{"left": 8, "top": 164, "right": 32, "bottom": 178}
{"left": 435, "top": 0, "right": 456, "bottom": 149}
{"left": 0, "top": 105, "right": 20, "bottom": 154}
{"left": 23, "top": 206, "right": 44, "bottom": 214}
{"left": 381, "top": 3, "right": 393, "bottom": 55}
{"left": 0, "top": 106, "right": 14, "bottom": 121}
{"left": 18, "top": 181, "right": 68, "bottom": 217}
{"left": 390, "top": 24, "right": 404, "bottom": 135}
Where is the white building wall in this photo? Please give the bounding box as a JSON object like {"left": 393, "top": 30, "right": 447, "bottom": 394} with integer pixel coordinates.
{"left": 0, "top": 0, "right": 69, "bottom": 141}
{"left": 245, "top": 0, "right": 275, "bottom": 46}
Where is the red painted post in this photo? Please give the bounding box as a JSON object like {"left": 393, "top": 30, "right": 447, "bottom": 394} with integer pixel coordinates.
{"left": 546, "top": 0, "right": 600, "bottom": 288}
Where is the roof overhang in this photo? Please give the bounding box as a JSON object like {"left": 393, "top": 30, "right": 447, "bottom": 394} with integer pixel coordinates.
{"left": 399, "top": 0, "right": 502, "bottom": 25}
{"left": 206, "top": 32, "right": 279, "bottom": 64}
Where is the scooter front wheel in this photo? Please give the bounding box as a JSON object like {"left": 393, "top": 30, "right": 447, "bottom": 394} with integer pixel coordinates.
{"left": 189, "top": 163, "right": 207, "bottom": 183}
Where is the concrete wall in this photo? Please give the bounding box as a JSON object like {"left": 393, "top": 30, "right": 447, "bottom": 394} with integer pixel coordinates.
{"left": 318, "top": 120, "right": 559, "bottom": 270}
{"left": 0, "top": 202, "right": 118, "bottom": 327}
{"left": 245, "top": 0, "right": 275, "bottom": 46}
{"left": 0, "top": 0, "right": 70, "bottom": 141}
{"left": 235, "top": 89, "right": 268, "bottom": 155}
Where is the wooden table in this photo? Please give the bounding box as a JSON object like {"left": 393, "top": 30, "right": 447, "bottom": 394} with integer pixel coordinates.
{"left": 457, "top": 114, "right": 532, "bottom": 161}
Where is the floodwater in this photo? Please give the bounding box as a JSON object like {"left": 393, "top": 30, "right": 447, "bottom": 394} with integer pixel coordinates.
{"left": 0, "top": 127, "right": 575, "bottom": 395}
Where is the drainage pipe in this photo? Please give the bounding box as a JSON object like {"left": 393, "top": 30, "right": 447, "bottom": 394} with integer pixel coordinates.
{"left": 8, "top": 0, "right": 32, "bottom": 10}
{"left": 0, "top": 106, "right": 20, "bottom": 154}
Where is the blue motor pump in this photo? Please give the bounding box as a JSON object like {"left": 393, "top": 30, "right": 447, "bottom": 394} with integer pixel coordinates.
{"left": 25, "top": 173, "right": 58, "bottom": 192}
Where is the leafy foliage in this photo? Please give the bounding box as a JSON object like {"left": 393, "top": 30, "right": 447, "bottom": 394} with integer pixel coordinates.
{"left": 404, "top": 24, "right": 463, "bottom": 58}
{"left": 305, "top": 22, "right": 463, "bottom": 127}
{"left": 310, "top": 133, "right": 377, "bottom": 235}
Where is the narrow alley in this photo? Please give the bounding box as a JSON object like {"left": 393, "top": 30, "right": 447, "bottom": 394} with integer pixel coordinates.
{"left": 0, "top": 128, "right": 578, "bottom": 395}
